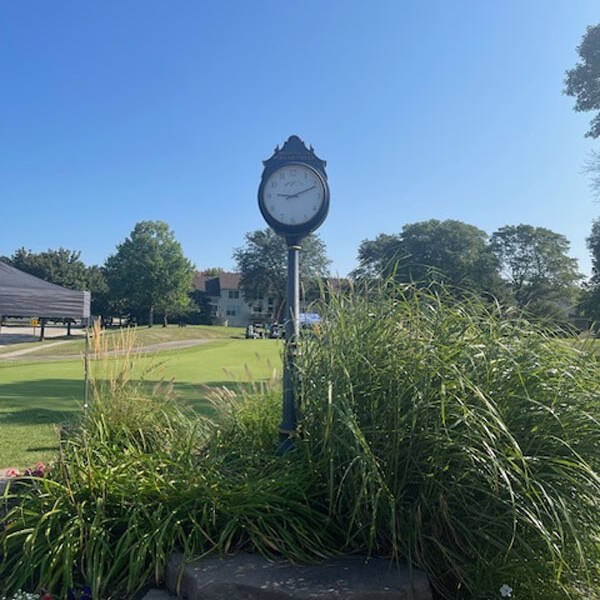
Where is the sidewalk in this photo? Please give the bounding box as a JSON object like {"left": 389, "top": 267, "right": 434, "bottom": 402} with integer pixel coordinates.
{"left": 0, "top": 325, "right": 85, "bottom": 345}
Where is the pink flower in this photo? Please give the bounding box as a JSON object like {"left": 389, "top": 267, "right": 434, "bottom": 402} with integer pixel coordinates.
{"left": 31, "top": 462, "right": 49, "bottom": 477}
{"left": 5, "top": 469, "right": 19, "bottom": 477}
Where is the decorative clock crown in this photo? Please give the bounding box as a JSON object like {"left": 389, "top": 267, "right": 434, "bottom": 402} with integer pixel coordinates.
{"left": 262, "top": 135, "right": 327, "bottom": 177}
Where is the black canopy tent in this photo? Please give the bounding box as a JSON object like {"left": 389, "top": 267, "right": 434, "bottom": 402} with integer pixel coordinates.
{"left": 0, "top": 261, "right": 90, "bottom": 336}
{"left": 0, "top": 260, "right": 92, "bottom": 403}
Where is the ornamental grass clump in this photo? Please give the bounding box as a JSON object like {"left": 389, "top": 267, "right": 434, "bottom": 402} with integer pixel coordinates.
{"left": 0, "top": 328, "right": 331, "bottom": 599}
{"left": 3, "top": 290, "right": 600, "bottom": 600}
{"left": 296, "top": 283, "right": 600, "bottom": 599}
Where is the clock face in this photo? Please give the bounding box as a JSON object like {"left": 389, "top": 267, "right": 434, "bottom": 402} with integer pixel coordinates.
{"left": 261, "top": 164, "right": 325, "bottom": 226}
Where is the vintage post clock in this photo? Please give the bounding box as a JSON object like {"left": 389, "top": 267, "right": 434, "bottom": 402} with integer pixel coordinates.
{"left": 258, "top": 136, "right": 329, "bottom": 243}
{"left": 257, "top": 135, "right": 330, "bottom": 452}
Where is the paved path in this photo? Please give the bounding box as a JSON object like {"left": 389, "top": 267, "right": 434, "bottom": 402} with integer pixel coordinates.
{"left": 0, "top": 338, "right": 214, "bottom": 361}
{"left": 0, "top": 326, "right": 85, "bottom": 344}
{"left": 0, "top": 340, "right": 71, "bottom": 359}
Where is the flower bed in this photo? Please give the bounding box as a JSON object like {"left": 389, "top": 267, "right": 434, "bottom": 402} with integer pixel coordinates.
{"left": 1, "top": 465, "right": 50, "bottom": 528}
{"left": 1, "top": 588, "right": 91, "bottom": 600}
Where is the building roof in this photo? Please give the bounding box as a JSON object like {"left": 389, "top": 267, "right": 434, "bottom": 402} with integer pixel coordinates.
{"left": 193, "top": 271, "right": 242, "bottom": 296}
{"left": 0, "top": 261, "right": 91, "bottom": 319}
{"left": 217, "top": 272, "right": 241, "bottom": 290}
{"left": 193, "top": 271, "right": 207, "bottom": 292}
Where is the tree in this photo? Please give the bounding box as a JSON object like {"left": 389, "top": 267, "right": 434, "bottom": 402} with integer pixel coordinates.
{"left": 202, "top": 267, "right": 225, "bottom": 277}
{"left": 578, "top": 219, "right": 600, "bottom": 323}
{"left": 565, "top": 24, "right": 600, "bottom": 196}
{"left": 351, "top": 233, "right": 403, "bottom": 281}
{"left": 1, "top": 247, "right": 108, "bottom": 316}
{"left": 85, "top": 265, "right": 110, "bottom": 316}
{"left": 490, "top": 225, "right": 583, "bottom": 319}
{"left": 187, "top": 289, "right": 215, "bottom": 324}
{"left": 352, "top": 220, "right": 505, "bottom": 297}
{"left": 564, "top": 23, "right": 600, "bottom": 139}
{"left": 104, "top": 221, "right": 194, "bottom": 326}
{"left": 5, "top": 247, "right": 88, "bottom": 289}
{"left": 233, "top": 228, "right": 330, "bottom": 320}
{"left": 587, "top": 218, "right": 600, "bottom": 283}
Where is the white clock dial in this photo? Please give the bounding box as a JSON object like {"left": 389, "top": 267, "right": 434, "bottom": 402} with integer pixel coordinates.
{"left": 262, "top": 165, "right": 325, "bottom": 226}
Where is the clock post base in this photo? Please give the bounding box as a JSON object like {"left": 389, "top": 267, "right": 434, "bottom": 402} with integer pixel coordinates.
{"left": 277, "top": 429, "right": 295, "bottom": 455}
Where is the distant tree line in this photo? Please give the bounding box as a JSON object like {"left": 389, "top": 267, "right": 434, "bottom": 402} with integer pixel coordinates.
{"left": 1, "top": 247, "right": 109, "bottom": 316}
{"left": 352, "top": 220, "right": 584, "bottom": 324}
{"left": 2, "top": 215, "right": 597, "bottom": 328}
{"left": 1, "top": 221, "right": 195, "bottom": 327}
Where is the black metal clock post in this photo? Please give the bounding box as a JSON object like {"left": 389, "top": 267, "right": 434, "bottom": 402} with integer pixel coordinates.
{"left": 257, "top": 135, "right": 330, "bottom": 453}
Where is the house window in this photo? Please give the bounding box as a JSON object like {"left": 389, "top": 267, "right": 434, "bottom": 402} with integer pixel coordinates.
{"left": 226, "top": 308, "right": 237, "bottom": 316}
{"left": 254, "top": 305, "right": 263, "bottom": 313}
{"left": 228, "top": 291, "right": 239, "bottom": 299}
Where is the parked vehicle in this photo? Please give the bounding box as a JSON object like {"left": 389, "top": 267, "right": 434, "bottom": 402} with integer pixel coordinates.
{"left": 269, "top": 324, "right": 284, "bottom": 339}
{"left": 245, "top": 325, "right": 260, "bottom": 339}
{"left": 246, "top": 322, "right": 285, "bottom": 339}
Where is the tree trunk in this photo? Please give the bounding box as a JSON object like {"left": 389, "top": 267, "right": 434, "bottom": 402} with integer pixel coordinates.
{"left": 163, "top": 314, "right": 168, "bottom": 327}
{"left": 275, "top": 297, "right": 286, "bottom": 323}
{"left": 67, "top": 321, "right": 71, "bottom": 336}
{"left": 149, "top": 306, "right": 154, "bottom": 327}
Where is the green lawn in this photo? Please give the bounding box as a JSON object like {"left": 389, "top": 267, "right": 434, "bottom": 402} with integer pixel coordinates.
{"left": 0, "top": 338, "right": 282, "bottom": 469}
{"left": 0, "top": 324, "right": 244, "bottom": 357}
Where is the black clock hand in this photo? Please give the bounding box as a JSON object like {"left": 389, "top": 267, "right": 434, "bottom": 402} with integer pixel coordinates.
{"left": 295, "top": 185, "right": 316, "bottom": 196}
{"left": 283, "top": 185, "right": 316, "bottom": 199}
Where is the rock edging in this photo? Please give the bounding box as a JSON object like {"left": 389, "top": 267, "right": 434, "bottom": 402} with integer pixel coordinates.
{"left": 166, "top": 552, "right": 432, "bottom": 600}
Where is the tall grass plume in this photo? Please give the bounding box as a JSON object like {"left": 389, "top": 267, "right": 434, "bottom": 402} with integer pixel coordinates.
{"left": 296, "top": 282, "right": 600, "bottom": 599}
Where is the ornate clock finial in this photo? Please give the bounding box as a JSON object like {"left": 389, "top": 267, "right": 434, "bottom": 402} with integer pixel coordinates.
{"left": 262, "top": 135, "right": 327, "bottom": 174}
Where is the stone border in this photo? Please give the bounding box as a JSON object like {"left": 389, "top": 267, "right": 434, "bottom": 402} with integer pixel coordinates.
{"left": 166, "top": 553, "right": 432, "bottom": 599}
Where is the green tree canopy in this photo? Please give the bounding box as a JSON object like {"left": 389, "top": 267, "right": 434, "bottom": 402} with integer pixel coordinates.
{"left": 233, "top": 228, "right": 330, "bottom": 320}
{"left": 202, "top": 267, "right": 225, "bottom": 277}
{"left": 104, "top": 221, "right": 194, "bottom": 326}
{"left": 352, "top": 219, "right": 504, "bottom": 297}
{"left": 586, "top": 218, "right": 600, "bottom": 284}
{"left": 490, "top": 224, "right": 582, "bottom": 319}
{"left": 351, "top": 233, "right": 402, "bottom": 281}
{"left": 1, "top": 247, "right": 108, "bottom": 315}
{"left": 578, "top": 219, "right": 600, "bottom": 322}
{"left": 565, "top": 23, "right": 600, "bottom": 138}
{"left": 4, "top": 247, "right": 87, "bottom": 289}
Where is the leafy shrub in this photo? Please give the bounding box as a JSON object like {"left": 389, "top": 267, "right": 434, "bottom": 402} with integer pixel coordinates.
{"left": 296, "top": 282, "right": 600, "bottom": 599}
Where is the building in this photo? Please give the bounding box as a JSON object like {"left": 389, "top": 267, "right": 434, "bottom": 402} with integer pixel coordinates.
{"left": 193, "top": 271, "right": 277, "bottom": 327}
{"left": 193, "top": 270, "right": 348, "bottom": 328}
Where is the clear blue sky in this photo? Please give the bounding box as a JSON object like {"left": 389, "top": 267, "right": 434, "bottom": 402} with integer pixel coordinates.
{"left": 1, "top": 1, "right": 599, "bottom": 277}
